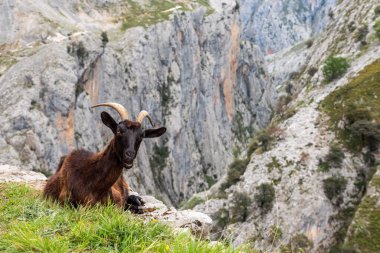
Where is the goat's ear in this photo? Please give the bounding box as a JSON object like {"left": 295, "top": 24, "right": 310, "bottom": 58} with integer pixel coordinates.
{"left": 101, "top": 111, "right": 118, "bottom": 134}
{"left": 143, "top": 127, "right": 166, "bottom": 138}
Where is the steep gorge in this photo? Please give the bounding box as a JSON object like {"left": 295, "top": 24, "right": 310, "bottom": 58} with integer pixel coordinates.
{"left": 0, "top": 0, "right": 273, "bottom": 206}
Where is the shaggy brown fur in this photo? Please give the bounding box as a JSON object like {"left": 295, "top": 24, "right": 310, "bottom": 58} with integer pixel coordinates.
{"left": 43, "top": 111, "right": 166, "bottom": 211}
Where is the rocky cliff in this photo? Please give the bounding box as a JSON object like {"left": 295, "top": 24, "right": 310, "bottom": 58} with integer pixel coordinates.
{"left": 193, "top": 0, "right": 380, "bottom": 252}
{"left": 240, "top": 0, "right": 336, "bottom": 54}
{"left": 0, "top": 0, "right": 273, "bottom": 206}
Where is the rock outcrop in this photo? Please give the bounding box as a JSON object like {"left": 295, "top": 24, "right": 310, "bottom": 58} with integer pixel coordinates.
{"left": 240, "top": 0, "right": 336, "bottom": 54}
{"left": 0, "top": 164, "right": 47, "bottom": 190}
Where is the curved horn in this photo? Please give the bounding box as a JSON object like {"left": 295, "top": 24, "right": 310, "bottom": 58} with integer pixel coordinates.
{"left": 91, "top": 102, "right": 129, "bottom": 120}
{"left": 136, "top": 110, "right": 154, "bottom": 126}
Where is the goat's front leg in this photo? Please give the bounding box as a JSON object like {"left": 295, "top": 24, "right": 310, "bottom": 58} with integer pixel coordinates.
{"left": 125, "top": 194, "right": 145, "bottom": 214}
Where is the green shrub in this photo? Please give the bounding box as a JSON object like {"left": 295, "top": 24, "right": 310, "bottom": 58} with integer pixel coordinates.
{"left": 305, "top": 39, "right": 314, "bottom": 48}
{"left": 318, "top": 159, "right": 330, "bottom": 172}
{"left": 322, "top": 56, "right": 350, "bottom": 82}
{"left": 323, "top": 176, "right": 347, "bottom": 201}
{"left": 354, "top": 25, "right": 368, "bottom": 44}
{"left": 230, "top": 192, "right": 252, "bottom": 223}
{"left": 269, "top": 225, "right": 283, "bottom": 243}
{"left": 374, "top": 19, "right": 380, "bottom": 40}
{"left": 67, "top": 41, "right": 89, "bottom": 67}
{"left": 308, "top": 67, "right": 318, "bottom": 77}
{"left": 290, "top": 234, "right": 313, "bottom": 252}
{"left": 347, "top": 21, "right": 356, "bottom": 32}
{"left": 256, "top": 129, "right": 273, "bottom": 151}
{"left": 347, "top": 120, "right": 380, "bottom": 151}
{"left": 325, "top": 144, "right": 345, "bottom": 168}
{"left": 149, "top": 144, "right": 169, "bottom": 171}
{"left": 254, "top": 183, "right": 275, "bottom": 213}
{"left": 101, "top": 31, "right": 109, "bottom": 47}
{"left": 213, "top": 208, "right": 229, "bottom": 229}
{"left": 275, "top": 95, "right": 292, "bottom": 114}
{"left": 375, "top": 5, "right": 380, "bottom": 15}
{"left": 222, "top": 158, "right": 249, "bottom": 190}
{"left": 181, "top": 196, "right": 205, "bottom": 210}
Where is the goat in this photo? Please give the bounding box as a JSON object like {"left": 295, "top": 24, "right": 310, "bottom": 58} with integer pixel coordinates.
{"left": 43, "top": 102, "right": 166, "bottom": 212}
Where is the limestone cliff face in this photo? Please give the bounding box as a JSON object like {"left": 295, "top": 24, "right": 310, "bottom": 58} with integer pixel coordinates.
{"left": 0, "top": 0, "right": 272, "bottom": 205}
{"left": 240, "top": 0, "right": 336, "bottom": 54}
{"left": 193, "top": 0, "right": 380, "bottom": 252}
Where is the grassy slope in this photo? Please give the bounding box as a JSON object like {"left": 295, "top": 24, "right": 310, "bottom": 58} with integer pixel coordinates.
{"left": 343, "top": 168, "right": 380, "bottom": 253}
{"left": 121, "top": 0, "right": 213, "bottom": 30}
{"left": 320, "top": 59, "right": 380, "bottom": 150}
{"left": 0, "top": 183, "right": 244, "bottom": 253}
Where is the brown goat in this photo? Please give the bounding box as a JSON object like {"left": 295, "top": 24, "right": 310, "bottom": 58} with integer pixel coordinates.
{"left": 43, "top": 103, "right": 166, "bottom": 212}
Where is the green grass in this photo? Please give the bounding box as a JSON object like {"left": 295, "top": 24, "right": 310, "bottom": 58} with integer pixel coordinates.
{"left": 0, "top": 183, "right": 242, "bottom": 253}
{"left": 181, "top": 196, "right": 205, "bottom": 210}
{"left": 343, "top": 171, "right": 380, "bottom": 253}
{"left": 120, "top": 0, "right": 213, "bottom": 31}
{"left": 374, "top": 19, "right": 380, "bottom": 40}
{"left": 320, "top": 59, "right": 380, "bottom": 151}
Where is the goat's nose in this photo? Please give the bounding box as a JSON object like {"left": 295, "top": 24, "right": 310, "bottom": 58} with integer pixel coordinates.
{"left": 125, "top": 150, "right": 136, "bottom": 157}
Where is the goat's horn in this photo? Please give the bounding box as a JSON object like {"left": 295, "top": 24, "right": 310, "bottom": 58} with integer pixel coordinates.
{"left": 136, "top": 110, "right": 154, "bottom": 126}
{"left": 91, "top": 102, "right": 129, "bottom": 120}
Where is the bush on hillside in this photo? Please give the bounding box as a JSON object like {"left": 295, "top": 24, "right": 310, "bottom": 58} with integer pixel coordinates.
{"left": 354, "top": 25, "right": 368, "bottom": 45}
{"left": 290, "top": 234, "right": 314, "bottom": 252}
{"left": 348, "top": 120, "right": 380, "bottom": 151}
{"left": 374, "top": 19, "right": 380, "bottom": 40}
{"left": 220, "top": 158, "right": 249, "bottom": 191}
{"left": 322, "top": 56, "right": 350, "bottom": 82}
{"left": 254, "top": 183, "right": 275, "bottom": 213}
{"left": 325, "top": 144, "right": 345, "bottom": 168}
{"left": 230, "top": 192, "right": 252, "bottom": 223}
{"left": 375, "top": 5, "right": 380, "bottom": 16}
{"left": 323, "top": 176, "right": 347, "bottom": 201}
{"left": 256, "top": 129, "right": 273, "bottom": 152}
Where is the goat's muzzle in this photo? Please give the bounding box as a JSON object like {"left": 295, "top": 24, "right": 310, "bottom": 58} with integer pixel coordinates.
{"left": 123, "top": 162, "right": 134, "bottom": 170}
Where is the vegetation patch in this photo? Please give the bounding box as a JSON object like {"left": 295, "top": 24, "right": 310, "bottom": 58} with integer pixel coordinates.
{"left": 268, "top": 225, "right": 283, "bottom": 244}
{"left": 323, "top": 176, "right": 347, "bottom": 202}
{"left": 318, "top": 144, "right": 345, "bottom": 172}
{"left": 149, "top": 143, "right": 170, "bottom": 172}
{"left": 375, "top": 5, "right": 380, "bottom": 16}
{"left": 374, "top": 19, "right": 380, "bottom": 40}
{"left": 230, "top": 192, "right": 252, "bottom": 223}
{"left": 322, "top": 56, "right": 350, "bottom": 82}
{"left": 266, "top": 156, "right": 282, "bottom": 173}
{"left": 232, "top": 112, "right": 253, "bottom": 143}
{"left": 290, "top": 234, "right": 314, "bottom": 252}
{"left": 343, "top": 172, "right": 380, "bottom": 253}
{"left": 220, "top": 158, "right": 249, "bottom": 191}
{"left": 320, "top": 59, "right": 380, "bottom": 152}
{"left": 181, "top": 196, "right": 205, "bottom": 210}
{"left": 67, "top": 41, "right": 89, "bottom": 67}
{"left": 0, "top": 183, "right": 239, "bottom": 253}
{"left": 254, "top": 183, "right": 275, "bottom": 214}
{"left": 101, "top": 31, "right": 109, "bottom": 47}
{"left": 354, "top": 25, "right": 368, "bottom": 45}
{"left": 120, "top": 0, "right": 213, "bottom": 30}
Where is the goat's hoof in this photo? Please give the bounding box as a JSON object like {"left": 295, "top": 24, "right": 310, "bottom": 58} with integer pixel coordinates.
{"left": 125, "top": 195, "right": 145, "bottom": 214}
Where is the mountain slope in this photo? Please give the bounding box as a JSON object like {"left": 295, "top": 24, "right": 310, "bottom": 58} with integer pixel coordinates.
{"left": 193, "top": 0, "right": 380, "bottom": 252}
{"left": 0, "top": 0, "right": 273, "bottom": 206}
